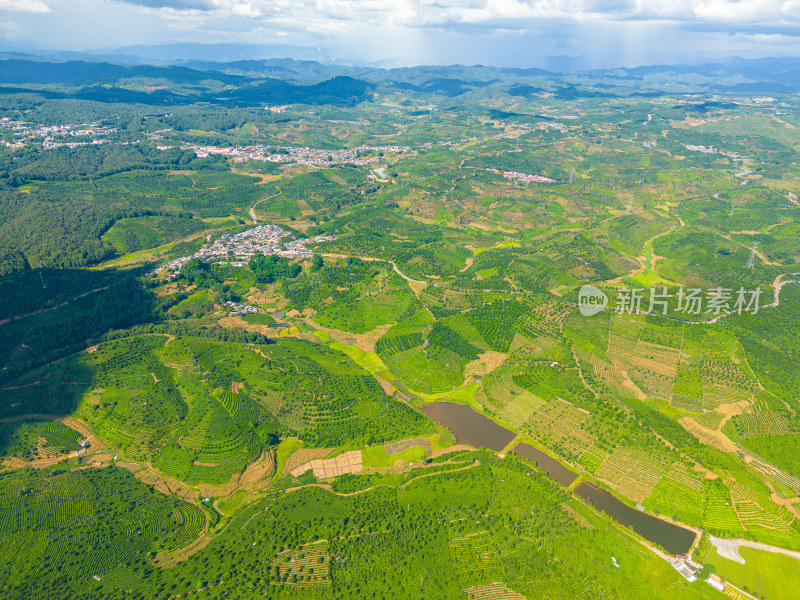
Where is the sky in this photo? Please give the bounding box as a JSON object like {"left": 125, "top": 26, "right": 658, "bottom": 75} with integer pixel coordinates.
{"left": 0, "top": 0, "right": 799, "bottom": 68}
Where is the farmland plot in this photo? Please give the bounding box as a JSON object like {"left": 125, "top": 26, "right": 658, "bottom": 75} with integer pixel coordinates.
{"left": 269, "top": 540, "right": 331, "bottom": 588}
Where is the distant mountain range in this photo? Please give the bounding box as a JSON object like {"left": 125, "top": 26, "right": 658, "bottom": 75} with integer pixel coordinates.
{"left": 0, "top": 53, "right": 797, "bottom": 107}
{"left": 52, "top": 43, "right": 343, "bottom": 65}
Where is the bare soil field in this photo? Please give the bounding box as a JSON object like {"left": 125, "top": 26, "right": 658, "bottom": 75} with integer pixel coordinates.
{"left": 291, "top": 450, "right": 363, "bottom": 479}
{"left": 283, "top": 447, "right": 334, "bottom": 475}
{"left": 464, "top": 351, "right": 508, "bottom": 379}
{"left": 240, "top": 449, "right": 276, "bottom": 486}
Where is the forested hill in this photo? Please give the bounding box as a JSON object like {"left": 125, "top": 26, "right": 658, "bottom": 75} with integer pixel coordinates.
{"left": 1, "top": 55, "right": 799, "bottom": 107}
{"left": 0, "top": 58, "right": 245, "bottom": 86}
{"left": 0, "top": 58, "right": 375, "bottom": 107}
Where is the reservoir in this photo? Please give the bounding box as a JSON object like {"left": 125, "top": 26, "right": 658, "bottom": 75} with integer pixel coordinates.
{"left": 512, "top": 442, "right": 578, "bottom": 487}
{"left": 422, "top": 402, "right": 696, "bottom": 555}
{"left": 575, "top": 481, "right": 696, "bottom": 556}
{"left": 421, "top": 402, "right": 516, "bottom": 451}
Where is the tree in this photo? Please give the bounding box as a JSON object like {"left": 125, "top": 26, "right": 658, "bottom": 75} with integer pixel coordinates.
{"left": 248, "top": 253, "right": 300, "bottom": 284}
{"left": 179, "top": 258, "right": 220, "bottom": 288}
{"left": 311, "top": 254, "right": 324, "bottom": 272}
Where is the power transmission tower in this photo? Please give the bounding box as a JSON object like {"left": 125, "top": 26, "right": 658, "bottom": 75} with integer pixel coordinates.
{"left": 745, "top": 242, "right": 759, "bottom": 268}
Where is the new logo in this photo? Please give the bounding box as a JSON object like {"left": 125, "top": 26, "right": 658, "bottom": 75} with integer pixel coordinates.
{"left": 578, "top": 285, "right": 608, "bottom": 317}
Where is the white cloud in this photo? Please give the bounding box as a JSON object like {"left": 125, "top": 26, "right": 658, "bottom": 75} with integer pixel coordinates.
{"left": 230, "top": 2, "right": 263, "bottom": 17}
{"left": 114, "top": 0, "right": 215, "bottom": 9}
{"left": 6, "top": 0, "right": 800, "bottom": 66}
{"left": 693, "top": 1, "right": 777, "bottom": 22}
{"left": 732, "top": 31, "right": 800, "bottom": 44}
{"left": 0, "top": 0, "right": 51, "bottom": 12}
{"left": 109, "top": 0, "right": 800, "bottom": 30}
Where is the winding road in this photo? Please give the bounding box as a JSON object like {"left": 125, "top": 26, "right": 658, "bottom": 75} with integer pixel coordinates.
{"left": 249, "top": 188, "right": 282, "bottom": 224}
{"left": 319, "top": 253, "right": 427, "bottom": 285}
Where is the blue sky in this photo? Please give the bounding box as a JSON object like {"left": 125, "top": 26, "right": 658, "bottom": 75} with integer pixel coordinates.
{"left": 1, "top": 0, "right": 799, "bottom": 67}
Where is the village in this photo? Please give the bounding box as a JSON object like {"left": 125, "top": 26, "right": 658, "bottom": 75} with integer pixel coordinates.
{"left": 1, "top": 115, "right": 408, "bottom": 166}
{"left": 172, "top": 141, "right": 410, "bottom": 167}
{"left": 683, "top": 143, "right": 746, "bottom": 160}
{"left": 1, "top": 117, "right": 118, "bottom": 149}
{"left": 155, "top": 223, "right": 337, "bottom": 277}
{"left": 500, "top": 170, "right": 557, "bottom": 183}
{"left": 480, "top": 167, "right": 557, "bottom": 183}
{"left": 511, "top": 121, "right": 570, "bottom": 133}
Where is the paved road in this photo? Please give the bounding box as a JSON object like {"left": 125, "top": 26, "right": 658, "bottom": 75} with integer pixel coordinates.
{"left": 710, "top": 535, "right": 800, "bottom": 564}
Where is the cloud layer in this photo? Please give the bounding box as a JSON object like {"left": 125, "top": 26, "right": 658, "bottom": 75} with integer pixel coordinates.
{"left": 1, "top": 0, "right": 800, "bottom": 67}
{"left": 0, "top": 0, "right": 51, "bottom": 12}
{"left": 123, "top": 0, "right": 216, "bottom": 9}
{"left": 114, "top": 0, "right": 800, "bottom": 28}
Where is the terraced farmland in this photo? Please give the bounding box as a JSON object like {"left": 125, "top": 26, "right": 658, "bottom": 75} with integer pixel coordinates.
{"left": 269, "top": 540, "right": 331, "bottom": 587}
{"left": 0, "top": 419, "right": 82, "bottom": 461}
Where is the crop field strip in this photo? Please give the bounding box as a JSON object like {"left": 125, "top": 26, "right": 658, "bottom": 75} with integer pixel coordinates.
{"left": 727, "top": 479, "right": 794, "bottom": 532}
{"left": 607, "top": 329, "right": 673, "bottom": 399}
{"left": 483, "top": 367, "right": 541, "bottom": 412}
{"left": 523, "top": 399, "right": 596, "bottom": 458}
{"left": 0, "top": 468, "right": 205, "bottom": 589}
{"left": 727, "top": 411, "right": 792, "bottom": 439}
{"left": 730, "top": 441, "right": 800, "bottom": 496}
{"left": 664, "top": 461, "right": 704, "bottom": 492}
{"left": 448, "top": 526, "right": 518, "bottom": 582}
{"left": 0, "top": 419, "right": 82, "bottom": 462}
{"left": 575, "top": 349, "right": 643, "bottom": 400}
{"left": 268, "top": 540, "right": 331, "bottom": 587}
{"left": 595, "top": 447, "right": 670, "bottom": 502}
{"left": 43, "top": 333, "right": 434, "bottom": 487}
{"left": 463, "top": 583, "right": 527, "bottom": 600}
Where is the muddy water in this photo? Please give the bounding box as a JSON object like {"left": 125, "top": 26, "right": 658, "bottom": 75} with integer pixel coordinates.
{"left": 422, "top": 402, "right": 696, "bottom": 555}
{"left": 512, "top": 442, "right": 578, "bottom": 487}
{"left": 421, "top": 402, "right": 515, "bottom": 451}
{"left": 575, "top": 482, "right": 696, "bottom": 555}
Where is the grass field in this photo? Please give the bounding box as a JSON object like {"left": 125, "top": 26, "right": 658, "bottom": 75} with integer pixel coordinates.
{"left": 329, "top": 341, "right": 391, "bottom": 377}
{"left": 362, "top": 444, "right": 428, "bottom": 469}
{"left": 703, "top": 546, "right": 800, "bottom": 600}
{"left": 242, "top": 312, "right": 278, "bottom": 326}
{"left": 274, "top": 438, "right": 304, "bottom": 479}
{"left": 418, "top": 382, "right": 481, "bottom": 409}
